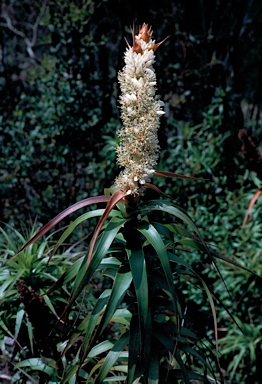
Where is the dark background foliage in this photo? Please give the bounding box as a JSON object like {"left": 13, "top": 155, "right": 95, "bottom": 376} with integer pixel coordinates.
{"left": 0, "top": 0, "right": 261, "bottom": 225}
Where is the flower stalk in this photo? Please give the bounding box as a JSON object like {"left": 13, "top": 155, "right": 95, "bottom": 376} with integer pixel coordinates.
{"left": 115, "top": 23, "right": 165, "bottom": 195}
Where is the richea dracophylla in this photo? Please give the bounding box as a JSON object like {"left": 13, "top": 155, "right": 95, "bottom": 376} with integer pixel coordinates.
{"left": 8, "top": 23, "right": 259, "bottom": 383}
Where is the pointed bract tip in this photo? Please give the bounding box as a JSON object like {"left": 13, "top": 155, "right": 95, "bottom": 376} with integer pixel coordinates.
{"left": 138, "top": 23, "right": 152, "bottom": 43}
{"left": 151, "top": 35, "right": 170, "bottom": 51}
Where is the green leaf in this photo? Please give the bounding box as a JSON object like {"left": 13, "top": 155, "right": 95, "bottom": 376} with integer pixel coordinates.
{"left": 26, "top": 318, "right": 34, "bottom": 355}
{"left": 94, "top": 332, "right": 129, "bottom": 383}
{"left": 61, "top": 364, "right": 79, "bottom": 384}
{"left": 126, "top": 241, "right": 148, "bottom": 331}
{"left": 53, "top": 209, "right": 107, "bottom": 253}
{"left": 148, "top": 343, "right": 159, "bottom": 384}
{"left": 139, "top": 200, "right": 204, "bottom": 243}
{"left": 127, "top": 315, "right": 141, "bottom": 384}
{"left": 200, "top": 277, "right": 219, "bottom": 355}
{"left": 45, "top": 256, "right": 84, "bottom": 296}
{"left": 88, "top": 340, "right": 114, "bottom": 358}
{"left": 94, "top": 268, "right": 132, "bottom": 341}
{"left": 12, "top": 195, "right": 111, "bottom": 258}
{"left": 79, "top": 268, "right": 132, "bottom": 366}
{"left": 15, "top": 309, "right": 25, "bottom": 340}
{"left": 173, "top": 352, "right": 190, "bottom": 384}
{"left": 53, "top": 208, "right": 123, "bottom": 256}
{"left": 85, "top": 190, "right": 129, "bottom": 269}
{"left": 64, "top": 289, "right": 111, "bottom": 358}
{"left": 0, "top": 314, "right": 15, "bottom": 339}
{"left": 111, "top": 308, "right": 132, "bottom": 327}
{"left": 137, "top": 222, "right": 181, "bottom": 316}
{"left": 68, "top": 217, "right": 127, "bottom": 310}
{"left": 0, "top": 270, "right": 24, "bottom": 300}
{"left": 15, "top": 357, "right": 57, "bottom": 376}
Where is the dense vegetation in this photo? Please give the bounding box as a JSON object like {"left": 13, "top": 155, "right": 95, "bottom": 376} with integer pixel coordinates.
{"left": 0, "top": 0, "right": 261, "bottom": 382}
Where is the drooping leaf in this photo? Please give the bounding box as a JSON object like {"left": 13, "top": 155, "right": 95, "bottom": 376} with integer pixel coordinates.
{"left": 15, "top": 357, "right": 57, "bottom": 376}
{"left": 142, "top": 183, "right": 171, "bottom": 199}
{"left": 153, "top": 170, "right": 207, "bottom": 181}
{"left": 52, "top": 208, "right": 109, "bottom": 255}
{"left": 86, "top": 190, "right": 129, "bottom": 268}
{"left": 11, "top": 196, "right": 111, "bottom": 260}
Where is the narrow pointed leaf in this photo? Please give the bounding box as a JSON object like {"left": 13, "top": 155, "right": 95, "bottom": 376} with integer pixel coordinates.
{"left": 80, "top": 289, "right": 111, "bottom": 355}
{"left": 67, "top": 218, "right": 127, "bottom": 312}
{"left": 242, "top": 189, "right": 262, "bottom": 227}
{"left": 174, "top": 352, "right": 190, "bottom": 384}
{"left": 153, "top": 170, "right": 207, "bottom": 181}
{"left": 137, "top": 222, "right": 180, "bottom": 316}
{"left": 139, "top": 200, "right": 231, "bottom": 297}
{"left": 142, "top": 183, "right": 171, "bottom": 198}
{"left": 93, "top": 268, "right": 132, "bottom": 340}
{"left": 79, "top": 268, "right": 132, "bottom": 365}
{"left": 127, "top": 316, "right": 141, "bottom": 384}
{"left": 86, "top": 190, "right": 129, "bottom": 268}
{"left": 53, "top": 209, "right": 106, "bottom": 255}
{"left": 126, "top": 241, "right": 148, "bottom": 331}
{"left": 12, "top": 196, "right": 110, "bottom": 258}
{"left": 44, "top": 256, "right": 84, "bottom": 296}
{"left": 139, "top": 200, "right": 203, "bottom": 241}
{"left": 88, "top": 340, "right": 114, "bottom": 358}
{"left": 94, "top": 332, "right": 129, "bottom": 383}
{"left": 148, "top": 342, "right": 159, "bottom": 384}
{"left": 63, "top": 290, "right": 111, "bottom": 357}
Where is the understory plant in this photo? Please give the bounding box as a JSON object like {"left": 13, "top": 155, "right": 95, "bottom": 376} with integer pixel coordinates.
{"left": 3, "top": 23, "right": 259, "bottom": 383}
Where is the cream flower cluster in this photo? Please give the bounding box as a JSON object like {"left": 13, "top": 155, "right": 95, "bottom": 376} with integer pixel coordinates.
{"left": 115, "top": 24, "right": 165, "bottom": 195}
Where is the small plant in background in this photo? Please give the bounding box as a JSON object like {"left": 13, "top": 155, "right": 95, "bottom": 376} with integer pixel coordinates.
{"left": 0, "top": 223, "right": 99, "bottom": 382}
{"left": 1, "top": 23, "right": 260, "bottom": 383}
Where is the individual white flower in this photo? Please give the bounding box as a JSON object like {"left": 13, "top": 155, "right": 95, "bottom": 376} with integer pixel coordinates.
{"left": 115, "top": 23, "right": 165, "bottom": 194}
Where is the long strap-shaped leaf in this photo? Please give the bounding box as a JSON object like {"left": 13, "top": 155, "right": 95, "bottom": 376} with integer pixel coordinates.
{"left": 153, "top": 170, "right": 207, "bottom": 181}
{"left": 91, "top": 267, "right": 132, "bottom": 340}
{"left": 69, "top": 218, "right": 128, "bottom": 311}
{"left": 94, "top": 332, "right": 129, "bottom": 383}
{"left": 142, "top": 183, "right": 171, "bottom": 199}
{"left": 148, "top": 340, "right": 159, "bottom": 384}
{"left": 79, "top": 267, "right": 132, "bottom": 367}
{"left": 139, "top": 199, "right": 231, "bottom": 301}
{"left": 137, "top": 222, "right": 181, "bottom": 318}
{"left": 172, "top": 226, "right": 261, "bottom": 277}
{"left": 126, "top": 240, "right": 148, "bottom": 336}
{"left": 167, "top": 249, "right": 219, "bottom": 357}
{"left": 127, "top": 315, "right": 141, "bottom": 384}
{"left": 139, "top": 200, "right": 203, "bottom": 242}
{"left": 52, "top": 208, "right": 120, "bottom": 256}
{"left": 10, "top": 195, "right": 111, "bottom": 260}
{"left": 63, "top": 290, "right": 112, "bottom": 358}
{"left": 46, "top": 217, "right": 127, "bottom": 323}
{"left": 86, "top": 190, "right": 129, "bottom": 268}
{"left": 61, "top": 290, "right": 112, "bottom": 383}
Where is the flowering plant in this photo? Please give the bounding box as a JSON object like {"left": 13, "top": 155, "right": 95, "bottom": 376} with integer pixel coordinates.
{"left": 9, "top": 23, "right": 256, "bottom": 383}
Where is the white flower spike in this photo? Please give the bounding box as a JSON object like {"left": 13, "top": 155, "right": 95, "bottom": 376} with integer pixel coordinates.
{"left": 115, "top": 23, "right": 166, "bottom": 194}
